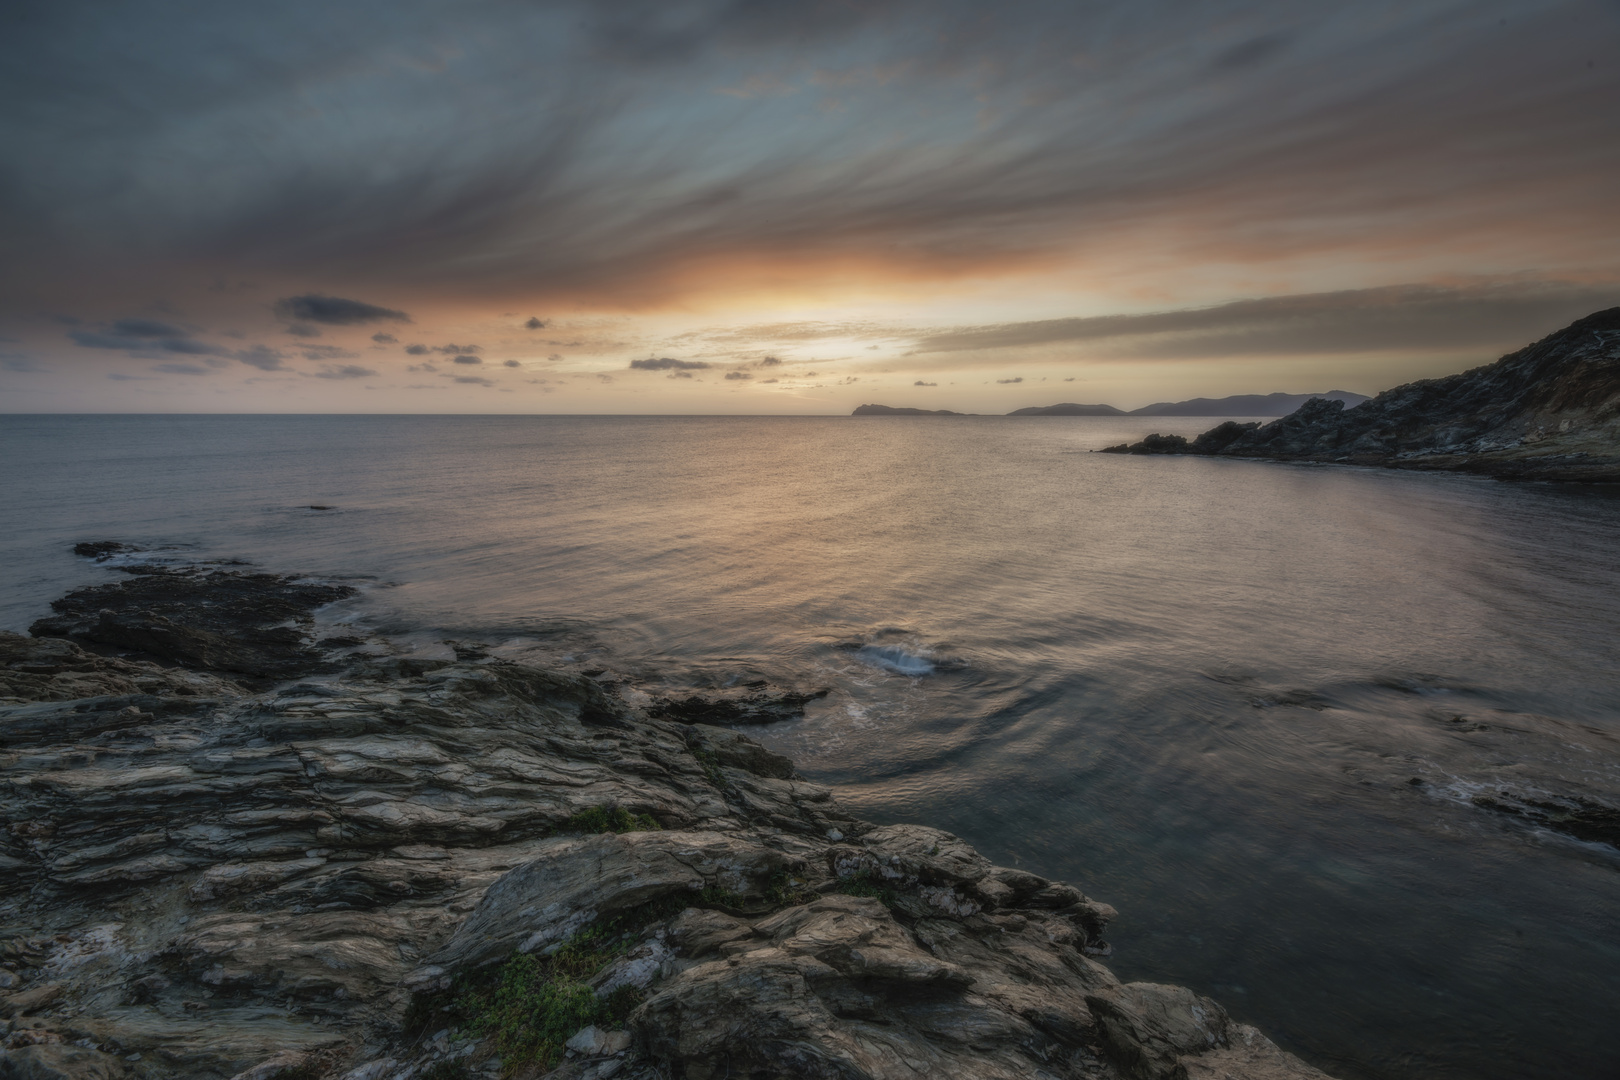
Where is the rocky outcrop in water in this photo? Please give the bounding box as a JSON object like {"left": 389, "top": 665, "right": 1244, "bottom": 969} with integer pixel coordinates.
{"left": 1128, "top": 392, "right": 1367, "bottom": 417}
{"left": 0, "top": 554, "right": 1336, "bottom": 1080}
{"left": 1101, "top": 308, "right": 1620, "bottom": 481}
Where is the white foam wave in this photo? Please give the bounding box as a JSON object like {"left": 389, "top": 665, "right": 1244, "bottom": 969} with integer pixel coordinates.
{"left": 856, "top": 644, "right": 935, "bottom": 676}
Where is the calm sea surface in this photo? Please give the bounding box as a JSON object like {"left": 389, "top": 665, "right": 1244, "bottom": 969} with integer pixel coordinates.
{"left": 3, "top": 414, "right": 1618, "bottom": 1080}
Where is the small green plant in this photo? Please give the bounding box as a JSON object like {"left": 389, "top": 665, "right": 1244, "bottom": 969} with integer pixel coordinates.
{"left": 764, "top": 867, "right": 817, "bottom": 908}
{"left": 835, "top": 871, "right": 898, "bottom": 909}
{"left": 698, "top": 884, "right": 748, "bottom": 909}
{"left": 558, "top": 805, "right": 662, "bottom": 835}
{"left": 458, "top": 951, "right": 641, "bottom": 1073}
{"left": 451, "top": 895, "right": 693, "bottom": 1074}
{"left": 690, "top": 747, "right": 728, "bottom": 790}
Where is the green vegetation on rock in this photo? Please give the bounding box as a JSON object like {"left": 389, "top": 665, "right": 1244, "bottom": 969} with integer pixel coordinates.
{"left": 835, "top": 870, "right": 898, "bottom": 909}
{"left": 558, "top": 805, "right": 662, "bottom": 835}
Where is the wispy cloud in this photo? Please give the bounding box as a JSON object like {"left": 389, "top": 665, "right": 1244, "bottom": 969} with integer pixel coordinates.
{"left": 630, "top": 356, "right": 710, "bottom": 370}
{"left": 911, "top": 281, "right": 1620, "bottom": 360}
{"left": 273, "top": 294, "right": 410, "bottom": 325}
{"left": 5, "top": 2, "right": 1613, "bottom": 310}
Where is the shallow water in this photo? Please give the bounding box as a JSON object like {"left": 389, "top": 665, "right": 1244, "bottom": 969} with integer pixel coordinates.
{"left": 2, "top": 413, "right": 1618, "bottom": 1080}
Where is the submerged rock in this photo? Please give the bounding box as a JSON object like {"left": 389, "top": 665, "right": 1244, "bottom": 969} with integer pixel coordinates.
{"left": 646, "top": 685, "right": 829, "bottom": 726}
{"left": 29, "top": 559, "right": 357, "bottom": 682}
{"left": 0, "top": 563, "right": 1336, "bottom": 1080}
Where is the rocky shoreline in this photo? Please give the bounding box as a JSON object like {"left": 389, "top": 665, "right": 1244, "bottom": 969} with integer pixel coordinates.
{"left": 1, "top": 551, "right": 1335, "bottom": 1080}
{"left": 1101, "top": 307, "right": 1620, "bottom": 482}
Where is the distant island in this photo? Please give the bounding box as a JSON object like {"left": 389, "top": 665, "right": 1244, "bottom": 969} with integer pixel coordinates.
{"left": 852, "top": 403, "right": 969, "bottom": 415}
{"left": 1129, "top": 391, "right": 1368, "bottom": 416}
{"left": 853, "top": 391, "right": 1367, "bottom": 417}
{"left": 1007, "top": 402, "right": 1125, "bottom": 416}
{"left": 1101, "top": 308, "right": 1620, "bottom": 483}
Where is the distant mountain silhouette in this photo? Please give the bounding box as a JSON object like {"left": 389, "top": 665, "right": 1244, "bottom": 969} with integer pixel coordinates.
{"left": 1006, "top": 402, "right": 1125, "bottom": 416}
{"left": 852, "top": 404, "right": 968, "bottom": 415}
{"left": 1129, "top": 391, "right": 1368, "bottom": 416}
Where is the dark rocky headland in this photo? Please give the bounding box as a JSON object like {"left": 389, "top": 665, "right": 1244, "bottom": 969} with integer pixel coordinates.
{"left": 0, "top": 552, "right": 1336, "bottom": 1080}
{"left": 1102, "top": 308, "right": 1620, "bottom": 482}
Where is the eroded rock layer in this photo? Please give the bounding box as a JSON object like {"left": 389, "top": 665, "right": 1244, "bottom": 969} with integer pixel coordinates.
{"left": 0, "top": 563, "right": 1336, "bottom": 1080}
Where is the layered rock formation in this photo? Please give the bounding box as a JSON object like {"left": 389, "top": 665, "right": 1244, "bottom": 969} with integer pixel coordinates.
{"left": 1102, "top": 308, "right": 1620, "bottom": 481}
{"left": 0, "top": 555, "right": 1336, "bottom": 1080}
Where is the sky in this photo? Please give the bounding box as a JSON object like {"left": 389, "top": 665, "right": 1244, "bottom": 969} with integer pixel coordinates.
{"left": 1, "top": 0, "right": 1617, "bottom": 414}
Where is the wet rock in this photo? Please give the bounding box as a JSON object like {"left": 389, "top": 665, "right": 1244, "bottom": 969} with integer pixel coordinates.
{"left": 70, "top": 542, "right": 142, "bottom": 562}
{"left": 28, "top": 567, "right": 357, "bottom": 681}
{"left": 0, "top": 1044, "right": 127, "bottom": 1080}
{"left": 1470, "top": 791, "right": 1620, "bottom": 847}
{"left": 564, "top": 1025, "right": 631, "bottom": 1057}
{"left": 1100, "top": 433, "right": 1189, "bottom": 455}
{"left": 1190, "top": 420, "right": 1261, "bottom": 454}
{"left": 647, "top": 686, "right": 828, "bottom": 726}
{"left": 1088, "top": 982, "right": 1231, "bottom": 1080}
{"left": 0, "top": 983, "right": 64, "bottom": 1018}
{"left": 434, "top": 830, "right": 801, "bottom": 972}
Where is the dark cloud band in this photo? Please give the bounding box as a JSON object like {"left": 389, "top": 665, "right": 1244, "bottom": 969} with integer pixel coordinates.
{"left": 273, "top": 295, "right": 410, "bottom": 325}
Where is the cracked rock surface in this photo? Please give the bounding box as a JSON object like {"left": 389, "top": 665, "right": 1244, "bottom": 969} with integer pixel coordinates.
{"left": 1, "top": 563, "right": 1336, "bottom": 1080}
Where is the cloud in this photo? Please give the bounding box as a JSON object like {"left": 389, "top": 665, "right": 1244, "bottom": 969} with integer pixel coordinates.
{"left": 669, "top": 370, "right": 694, "bottom": 379}
{"left": 404, "top": 344, "right": 429, "bottom": 355}
{"left": 2, "top": 354, "right": 44, "bottom": 372}
{"left": 153, "top": 362, "right": 212, "bottom": 375}
{"left": 453, "top": 375, "right": 494, "bottom": 386}
{"left": 912, "top": 282, "right": 1620, "bottom": 360}
{"left": 7, "top": 1, "right": 1610, "bottom": 318}
{"left": 914, "top": 380, "right": 936, "bottom": 386}
{"left": 273, "top": 294, "right": 410, "bottom": 325}
{"left": 235, "top": 344, "right": 288, "bottom": 371}
{"left": 452, "top": 354, "right": 481, "bottom": 365}
{"left": 630, "top": 357, "right": 710, "bottom": 370}
{"left": 760, "top": 377, "right": 778, "bottom": 383}
{"left": 371, "top": 332, "right": 398, "bottom": 344}
{"left": 1211, "top": 33, "right": 1289, "bottom": 71}
{"left": 67, "top": 318, "right": 245, "bottom": 360}
{"left": 724, "top": 370, "right": 751, "bottom": 380}
{"left": 525, "top": 317, "right": 547, "bottom": 329}
{"left": 285, "top": 322, "right": 322, "bottom": 338}
{"left": 111, "top": 318, "right": 183, "bottom": 337}
{"left": 503, "top": 359, "right": 522, "bottom": 367}
{"left": 300, "top": 345, "right": 360, "bottom": 359}
{"left": 313, "top": 364, "right": 378, "bottom": 379}
{"left": 432, "top": 343, "right": 480, "bottom": 353}
{"left": 759, "top": 355, "right": 782, "bottom": 365}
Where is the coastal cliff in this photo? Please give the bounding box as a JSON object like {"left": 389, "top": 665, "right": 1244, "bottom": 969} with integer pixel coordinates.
{"left": 0, "top": 553, "right": 1335, "bottom": 1080}
{"left": 1101, "top": 308, "right": 1620, "bottom": 481}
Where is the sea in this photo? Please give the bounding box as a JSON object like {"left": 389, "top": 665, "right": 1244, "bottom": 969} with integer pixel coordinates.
{"left": 2, "top": 413, "right": 1618, "bottom": 1080}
